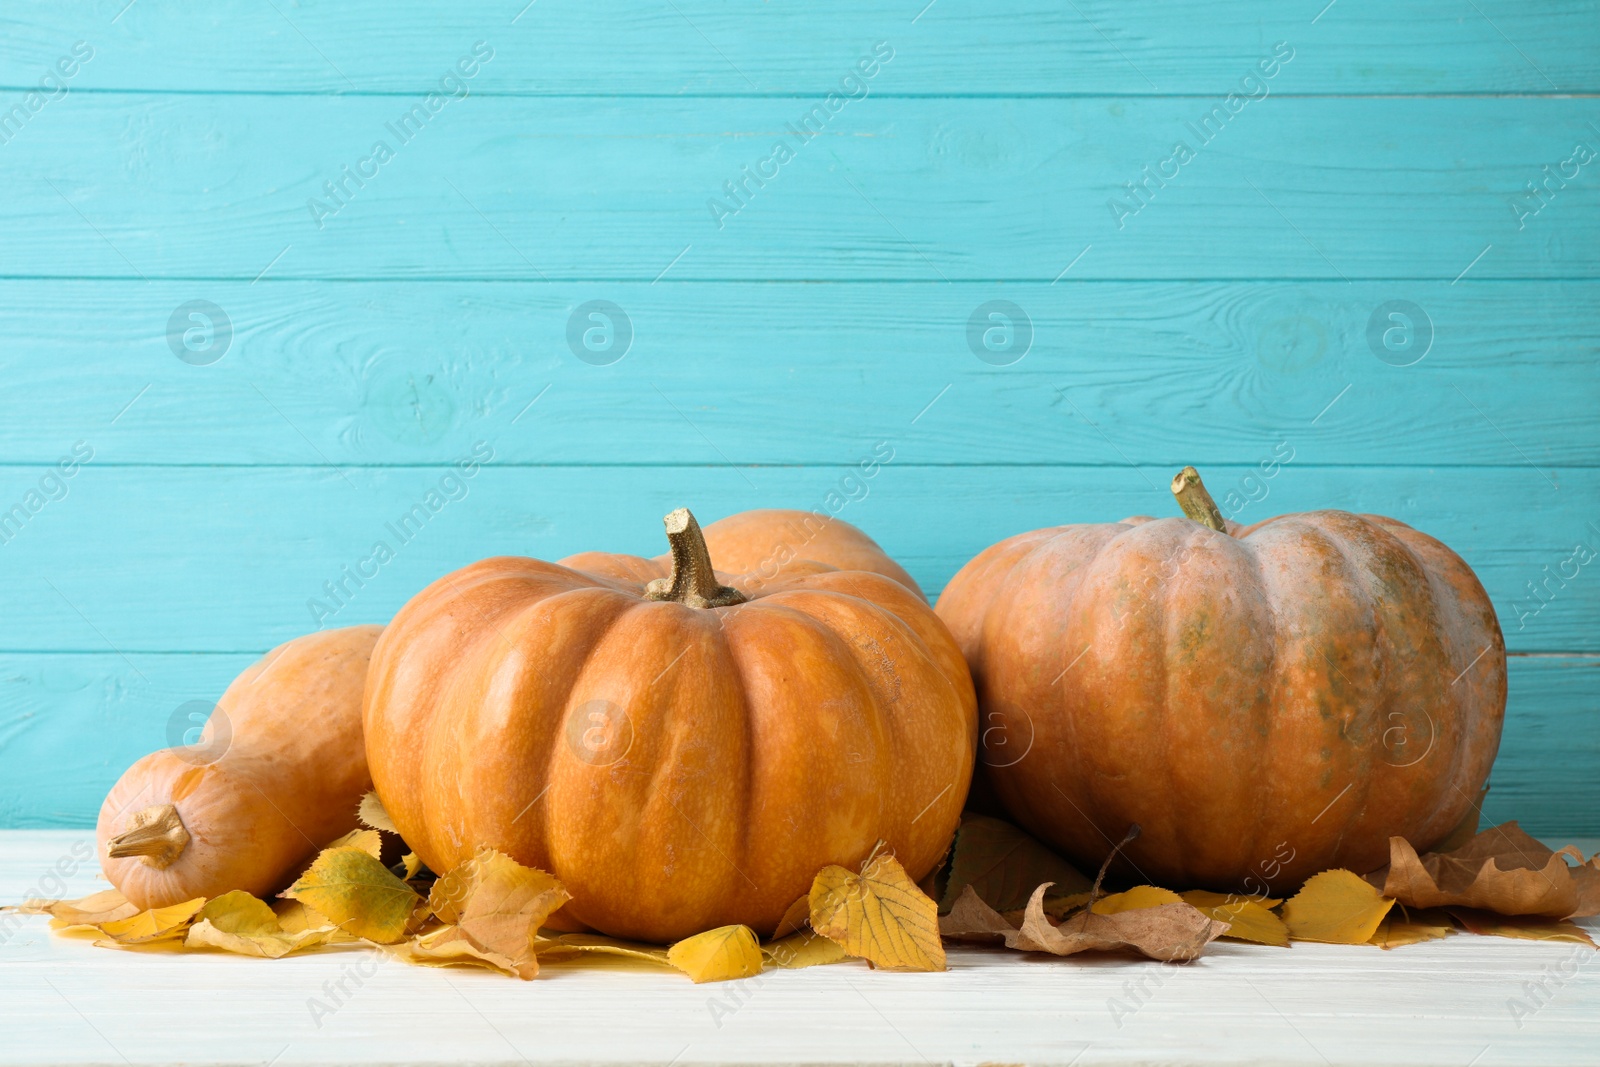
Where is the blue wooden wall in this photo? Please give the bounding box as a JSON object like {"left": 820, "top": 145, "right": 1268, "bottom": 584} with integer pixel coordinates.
{"left": 0, "top": 2, "right": 1595, "bottom": 833}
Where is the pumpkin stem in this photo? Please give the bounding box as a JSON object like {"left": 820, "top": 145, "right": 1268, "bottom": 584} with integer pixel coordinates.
{"left": 1171, "top": 467, "right": 1227, "bottom": 532}
{"left": 105, "top": 803, "right": 189, "bottom": 869}
{"left": 644, "top": 508, "right": 748, "bottom": 609}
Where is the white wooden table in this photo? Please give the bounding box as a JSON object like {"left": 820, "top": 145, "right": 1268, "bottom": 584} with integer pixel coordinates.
{"left": 3, "top": 831, "right": 1597, "bottom": 1067}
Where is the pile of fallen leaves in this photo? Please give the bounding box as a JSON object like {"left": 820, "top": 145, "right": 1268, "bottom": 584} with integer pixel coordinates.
{"left": 10, "top": 803, "right": 1598, "bottom": 983}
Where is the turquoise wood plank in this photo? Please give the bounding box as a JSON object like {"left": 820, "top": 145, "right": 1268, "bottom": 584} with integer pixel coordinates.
{"left": 0, "top": 464, "right": 1589, "bottom": 653}
{"left": 2, "top": 97, "right": 1596, "bottom": 280}
{"left": 3, "top": 2, "right": 1597, "bottom": 95}
{"left": 1, "top": 651, "right": 1588, "bottom": 834}
{"left": 0, "top": 280, "right": 1592, "bottom": 466}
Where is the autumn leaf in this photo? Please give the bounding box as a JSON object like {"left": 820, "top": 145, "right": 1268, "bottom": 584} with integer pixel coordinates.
{"left": 185, "top": 891, "right": 333, "bottom": 958}
{"left": 393, "top": 925, "right": 530, "bottom": 978}
{"left": 358, "top": 791, "right": 400, "bottom": 834}
{"left": 1369, "top": 906, "right": 1457, "bottom": 950}
{"left": 423, "top": 849, "right": 570, "bottom": 979}
{"left": 1446, "top": 908, "right": 1597, "bottom": 947}
{"left": 324, "top": 828, "right": 384, "bottom": 859}
{"left": 92, "top": 897, "right": 207, "bottom": 945}
{"left": 770, "top": 894, "right": 811, "bottom": 939}
{"left": 1281, "top": 870, "right": 1395, "bottom": 944}
{"left": 763, "top": 930, "right": 848, "bottom": 969}
{"left": 1092, "top": 886, "right": 1183, "bottom": 914}
{"left": 283, "top": 845, "right": 420, "bottom": 944}
{"left": 1180, "top": 891, "right": 1290, "bottom": 947}
{"left": 400, "top": 853, "right": 424, "bottom": 881}
{"left": 811, "top": 851, "right": 946, "bottom": 972}
{"left": 538, "top": 931, "right": 671, "bottom": 965}
{"left": 667, "top": 925, "right": 765, "bottom": 983}
{"left": 11, "top": 889, "right": 139, "bottom": 927}
{"left": 1381, "top": 822, "right": 1600, "bottom": 919}
{"left": 938, "top": 884, "right": 1016, "bottom": 945}
{"left": 938, "top": 814, "right": 1091, "bottom": 913}
{"left": 1019, "top": 884, "right": 1228, "bottom": 961}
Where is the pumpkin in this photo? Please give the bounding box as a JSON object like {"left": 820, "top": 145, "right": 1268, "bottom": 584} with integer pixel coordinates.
{"left": 561, "top": 508, "right": 924, "bottom": 600}
{"left": 364, "top": 508, "right": 974, "bottom": 942}
{"left": 935, "top": 468, "right": 1506, "bottom": 893}
{"left": 98, "top": 625, "right": 382, "bottom": 909}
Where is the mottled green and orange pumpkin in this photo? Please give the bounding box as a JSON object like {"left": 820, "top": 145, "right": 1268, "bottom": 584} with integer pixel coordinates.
{"left": 935, "top": 468, "right": 1506, "bottom": 893}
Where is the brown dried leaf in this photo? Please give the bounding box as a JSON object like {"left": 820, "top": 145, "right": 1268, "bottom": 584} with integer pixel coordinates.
{"left": 938, "top": 814, "right": 1092, "bottom": 913}
{"left": 937, "top": 884, "right": 1013, "bottom": 944}
{"left": 1382, "top": 822, "right": 1598, "bottom": 919}
{"left": 811, "top": 852, "right": 946, "bottom": 971}
{"left": 1447, "top": 907, "right": 1598, "bottom": 947}
{"left": 1015, "top": 884, "right": 1228, "bottom": 961}
{"left": 1282, "top": 870, "right": 1395, "bottom": 944}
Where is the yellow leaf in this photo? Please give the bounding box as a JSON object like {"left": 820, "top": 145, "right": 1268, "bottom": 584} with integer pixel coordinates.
{"left": 1369, "top": 906, "right": 1457, "bottom": 950}
{"left": 762, "top": 930, "right": 848, "bottom": 969}
{"left": 1092, "top": 886, "right": 1183, "bottom": 915}
{"left": 1180, "top": 891, "right": 1289, "bottom": 947}
{"left": 420, "top": 849, "right": 569, "bottom": 979}
{"left": 401, "top": 852, "right": 423, "bottom": 881}
{"left": 770, "top": 894, "right": 810, "bottom": 939}
{"left": 93, "top": 897, "right": 206, "bottom": 945}
{"left": 1282, "top": 869, "right": 1395, "bottom": 944}
{"left": 272, "top": 898, "right": 355, "bottom": 941}
{"left": 284, "top": 846, "right": 420, "bottom": 944}
{"left": 939, "top": 814, "right": 1092, "bottom": 913}
{"left": 667, "top": 924, "right": 764, "bottom": 983}
{"left": 539, "top": 931, "right": 672, "bottom": 965}
{"left": 1447, "top": 908, "right": 1597, "bottom": 946}
{"left": 392, "top": 925, "right": 527, "bottom": 978}
{"left": 10, "top": 889, "right": 140, "bottom": 927}
{"left": 324, "top": 828, "right": 384, "bottom": 858}
{"left": 184, "top": 891, "right": 333, "bottom": 958}
{"left": 358, "top": 791, "right": 399, "bottom": 834}
{"left": 810, "top": 852, "right": 946, "bottom": 972}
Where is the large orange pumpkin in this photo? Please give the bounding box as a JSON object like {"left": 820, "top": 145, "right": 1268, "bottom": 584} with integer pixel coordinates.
{"left": 935, "top": 468, "right": 1506, "bottom": 893}
{"left": 99, "top": 625, "right": 382, "bottom": 908}
{"left": 364, "top": 508, "right": 974, "bottom": 942}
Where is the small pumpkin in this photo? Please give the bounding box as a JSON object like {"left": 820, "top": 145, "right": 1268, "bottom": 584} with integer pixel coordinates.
{"left": 935, "top": 468, "right": 1505, "bottom": 893}
{"left": 98, "top": 625, "right": 382, "bottom": 909}
{"left": 561, "top": 508, "right": 924, "bottom": 600}
{"left": 364, "top": 508, "right": 974, "bottom": 942}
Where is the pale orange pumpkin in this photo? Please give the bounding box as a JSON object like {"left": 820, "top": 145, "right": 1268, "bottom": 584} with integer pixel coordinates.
{"left": 364, "top": 508, "right": 974, "bottom": 942}
{"left": 935, "top": 468, "right": 1506, "bottom": 893}
{"left": 97, "top": 625, "right": 382, "bottom": 909}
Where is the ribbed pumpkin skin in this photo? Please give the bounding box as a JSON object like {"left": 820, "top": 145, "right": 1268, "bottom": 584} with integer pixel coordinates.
{"left": 700, "top": 509, "right": 925, "bottom": 600}
{"left": 98, "top": 625, "right": 382, "bottom": 909}
{"left": 364, "top": 554, "right": 975, "bottom": 943}
{"left": 935, "top": 510, "right": 1506, "bottom": 893}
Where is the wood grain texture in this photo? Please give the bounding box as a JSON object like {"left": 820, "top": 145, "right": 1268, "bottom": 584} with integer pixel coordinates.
{"left": 1, "top": 654, "right": 1589, "bottom": 834}
{"left": 0, "top": 464, "right": 1590, "bottom": 653}
{"left": 0, "top": 280, "right": 1593, "bottom": 466}
{"left": 2, "top": 831, "right": 1598, "bottom": 1066}
{"left": 1, "top": 97, "right": 1596, "bottom": 280}
{"left": 3, "top": 1, "right": 1598, "bottom": 94}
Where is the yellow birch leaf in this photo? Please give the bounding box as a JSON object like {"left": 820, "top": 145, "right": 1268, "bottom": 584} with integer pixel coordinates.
{"left": 762, "top": 930, "right": 849, "bottom": 969}
{"left": 283, "top": 846, "right": 420, "bottom": 944}
{"left": 1369, "top": 906, "right": 1457, "bottom": 949}
{"left": 1092, "top": 886, "right": 1184, "bottom": 914}
{"left": 810, "top": 852, "right": 946, "bottom": 972}
{"left": 1180, "top": 891, "right": 1289, "bottom": 947}
{"left": 10, "top": 889, "right": 141, "bottom": 927}
{"left": 93, "top": 897, "right": 206, "bottom": 945}
{"left": 184, "top": 891, "right": 333, "bottom": 958}
{"left": 272, "top": 898, "right": 356, "bottom": 941}
{"left": 358, "top": 791, "right": 399, "bottom": 834}
{"left": 539, "top": 931, "right": 672, "bottom": 965}
{"left": 324, "top": 828, "right": 384, "bottom": 858}
{"left": 1448, "top": 908, "right": 1598, "bottom": 946}
{"left": 667, "top": 924, "right": 765, "bottom": 983}
{"left": 393, "top": 924, "right": 528, "bottom": 978}
{"left": 401, "top": 853, "right": 423, "bottom": 881}
{"left": 770, "top": 894, "right": 811, "bottom": 939}
{"left": 424, "top": 849, "right": 570, "bottom": 979}
{"left": 1282, "top": 869, "right": 1395, "bottom": 944}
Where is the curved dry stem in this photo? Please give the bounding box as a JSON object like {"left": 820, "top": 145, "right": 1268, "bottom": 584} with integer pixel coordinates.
{"left": 105, "top": 803, "right": 190, "bottom": 869}
{"left": 1171, "top": 466, "right": 1227, "bottom": 532}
